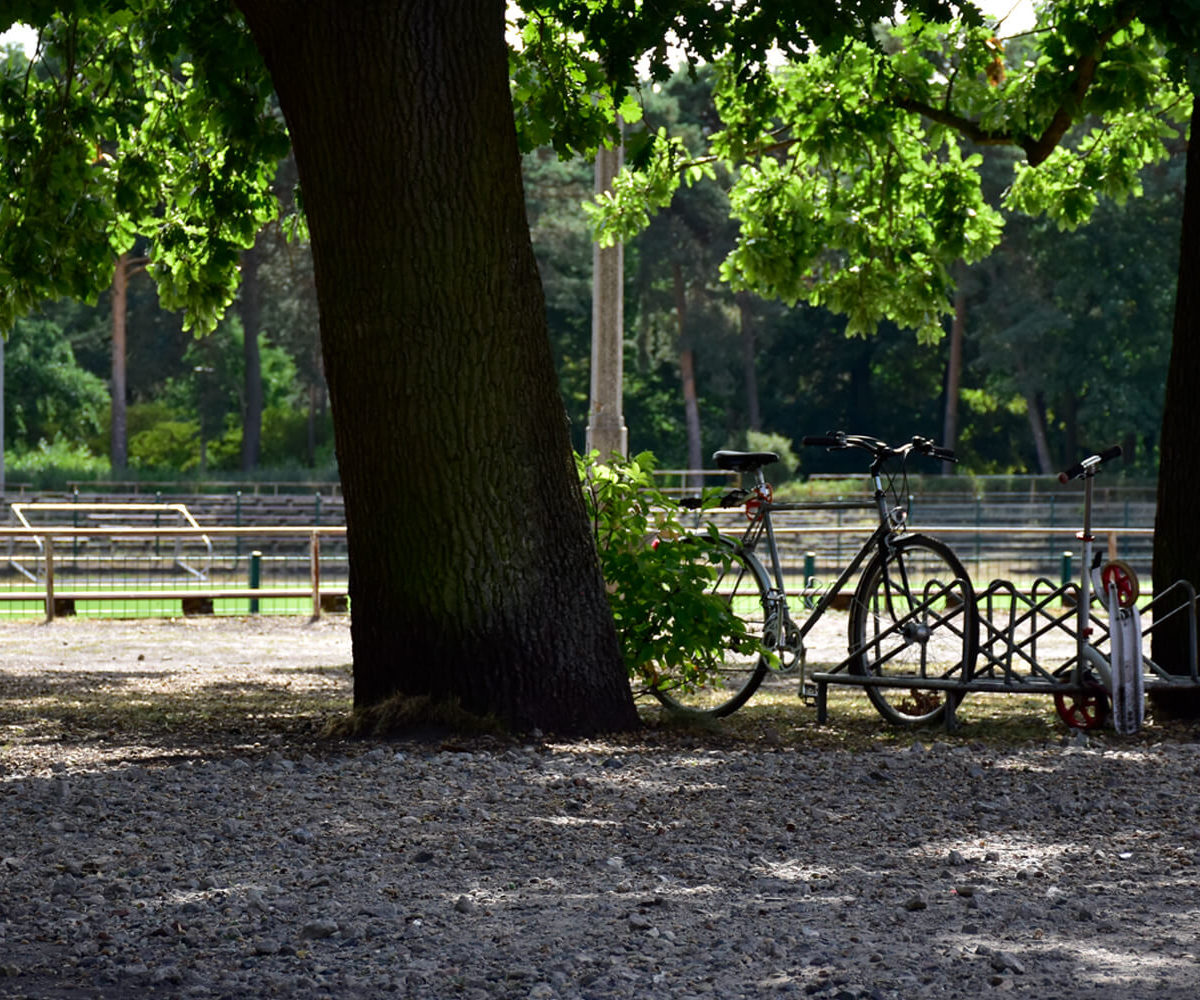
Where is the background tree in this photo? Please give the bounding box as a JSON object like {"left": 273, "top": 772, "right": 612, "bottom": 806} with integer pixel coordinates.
{"left": 109, "top": 250, "right": 147, "bottom": 471}
{"left": 633, "top": 72, "right": 740, "bottom": 485}
{"left": 522, "top": 146, "right": 597, "bottom": 448}
{"left": 238, "top": 232, "right": 265, "bottom": 471}
{"left": 3, "top": 313, "right": 108, "bottom": 448}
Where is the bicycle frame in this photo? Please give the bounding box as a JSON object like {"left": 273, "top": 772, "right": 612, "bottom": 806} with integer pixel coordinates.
{"left": 732, "top": 461, "right": 904, "bottom": 671}
{"left": 662, "top": 433, "right": 972, "bottom": 722}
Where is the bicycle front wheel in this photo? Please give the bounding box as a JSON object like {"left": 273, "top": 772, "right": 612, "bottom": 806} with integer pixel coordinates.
{"left": 847, "top": 535, "right": 977, "bottom": 727}
{"left": 652, "top": 538, "right": 771, "bottom": 717}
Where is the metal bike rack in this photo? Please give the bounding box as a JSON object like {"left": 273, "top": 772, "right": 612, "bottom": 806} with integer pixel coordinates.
{"left": 811, "top": 445, "right": 1200, "bottom": 733}
{"left": 811, "top": 576, "right": 1200, "bottom": 731}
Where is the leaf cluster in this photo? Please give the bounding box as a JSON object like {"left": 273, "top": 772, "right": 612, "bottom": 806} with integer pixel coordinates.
{"left": 509, "top": 1, "right": 985, "bottom": 157}
{"left": 578, "top": 1, "right": 1188, "bottom": 344}
{"left": 0, "top": 3, "right": 288, "bottom": 334}
{"left": 577, "top": 449, "right": 756, "bottom": 694}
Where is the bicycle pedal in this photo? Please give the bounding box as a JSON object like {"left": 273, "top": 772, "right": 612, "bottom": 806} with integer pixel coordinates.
{"left": 800, "top": 681, "right": 819, "bottom": 706}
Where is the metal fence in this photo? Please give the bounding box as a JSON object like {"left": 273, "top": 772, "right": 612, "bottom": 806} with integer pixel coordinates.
{"left": 0, "top": 477, "right": 1160, "bottom": 621}
{"left": 0, "top": 525, "right": 348, "bottom": 620}
{"left": 694, "top": 510, "right": 1153, "bottom": 600}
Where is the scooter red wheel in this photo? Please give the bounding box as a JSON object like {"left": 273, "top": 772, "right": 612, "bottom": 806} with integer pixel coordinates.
{"left": 1100, "top": 560, "right": 1139, "bottom": 609}
{"left": 1054, "top": 685, "right": 1110, "bottom": 730}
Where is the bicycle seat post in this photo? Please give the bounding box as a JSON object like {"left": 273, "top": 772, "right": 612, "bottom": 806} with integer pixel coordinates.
{"left": 749, "top": 465, "right": 787, "bottom": 596}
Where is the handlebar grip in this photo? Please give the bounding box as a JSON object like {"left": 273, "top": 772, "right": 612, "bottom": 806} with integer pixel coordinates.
{"left": 1058, "top": 444, "right": 1122, "bottom": 483}
{"left": 911, "top": 435, "right": 956, "bottom": 463}
{"left": 802, "top": 435, "right": 843, "bottom": 448}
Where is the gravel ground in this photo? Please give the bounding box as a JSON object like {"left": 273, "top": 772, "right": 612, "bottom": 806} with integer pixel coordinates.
{"left": 3, "top": 619, "right": 1200, "bottom": 999}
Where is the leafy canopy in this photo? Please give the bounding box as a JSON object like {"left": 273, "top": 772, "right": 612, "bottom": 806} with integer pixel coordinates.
{"left": 3, "top": 0, "right": 984, "bottom": 340}
{"left": 4, "top": 1, "right": 1188, "bottom": 348}
{"left": 0, "top": 3, "right": 286, "bottom": 333}
{"left": 574, "top": 1, "right": 1191, "bottom": 342}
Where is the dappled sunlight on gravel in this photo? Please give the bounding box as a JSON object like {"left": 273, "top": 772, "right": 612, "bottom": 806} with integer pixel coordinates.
{"left": 3, "top": 620, "right": 1200, "bottom": 998}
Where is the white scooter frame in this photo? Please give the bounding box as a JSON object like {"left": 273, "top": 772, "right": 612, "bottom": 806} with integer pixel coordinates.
{"left": 1061, "top": 447, "right": 1144, "bottom": 734}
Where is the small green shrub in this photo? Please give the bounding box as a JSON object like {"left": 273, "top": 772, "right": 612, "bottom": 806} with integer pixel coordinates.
{"left": 578, "top": 449, "right": 756, "bottom": 693}
{"left": 6, "top": 438, "right": 110, "bottom": 487}
{"left": 129, "top": 420, "right": 199, "bottom": 470}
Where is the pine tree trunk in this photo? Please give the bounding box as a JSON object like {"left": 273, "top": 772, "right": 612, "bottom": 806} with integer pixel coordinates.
{"left": 673, "top": 262, "right": 703, "bottom": 490}
{"left": 1023, "top": 388, "right": 1054, "bottom": 475}
{"left": 737, "top": 293, "right": 762, "bottom": 433}
{"left": 236, "top": 0, "right": 637, "bottom": 733}
{"left": 110, "top": 254, "right": 129, "bottom": 473}
{"left": 941, "top": 279, "right": 965, "bottom": 470}
{"left": 1152, "top": 94, "right": 1200, "bottom": 685}
{"left": 239, "top": 233, "right": 264, "bottom": 472}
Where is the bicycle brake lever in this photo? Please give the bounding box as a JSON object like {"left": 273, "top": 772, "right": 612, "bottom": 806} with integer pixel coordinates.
{"left": 911, "top": 435, "right": 957, "bottom": 463}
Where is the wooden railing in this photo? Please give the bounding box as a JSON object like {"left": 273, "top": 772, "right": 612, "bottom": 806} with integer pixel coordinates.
{"left": 0, "top": 526, "right": 347, "bottom": 622}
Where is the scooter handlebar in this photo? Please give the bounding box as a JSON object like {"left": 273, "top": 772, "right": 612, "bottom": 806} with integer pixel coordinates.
{"left": 1058, "top": 444, "right": 1122, "bottom": 483}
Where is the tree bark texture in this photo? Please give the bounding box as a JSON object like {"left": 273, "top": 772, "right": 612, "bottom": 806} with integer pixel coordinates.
{"left": 236, "top": 0, "right": 637, "bottom": 733}
{"left": 1152, "top": 95, "right": 1200, "bottom": 677}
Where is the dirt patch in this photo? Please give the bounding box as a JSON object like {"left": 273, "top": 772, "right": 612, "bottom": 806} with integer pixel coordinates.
{"left": 0, "top": 617, "right": 353, "bottom": 774}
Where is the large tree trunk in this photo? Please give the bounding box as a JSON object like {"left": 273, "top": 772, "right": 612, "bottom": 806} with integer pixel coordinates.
{"left": 1152, "top": 95, "right": 1200, "bottom": 683}
{"left": 239, "top": 232, "right": 265, "bottom": 472}
{"left": 236, "top": 0, "right": 637, "bottom": 733}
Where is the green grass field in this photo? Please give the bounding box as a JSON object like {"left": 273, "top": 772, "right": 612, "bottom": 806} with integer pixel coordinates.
{"left": 0, "top": 593, "right": 347, "bottom": 619}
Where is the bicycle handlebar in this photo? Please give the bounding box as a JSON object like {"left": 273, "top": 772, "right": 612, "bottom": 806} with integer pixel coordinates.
{"left": 801, "top": 432, "right": 957, "bottom": 465}
{"left": 1058, "top": 444, "right": 1122, "bottom": 483}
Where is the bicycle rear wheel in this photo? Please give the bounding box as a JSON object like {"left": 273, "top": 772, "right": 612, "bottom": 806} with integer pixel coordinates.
{"left": 652, "top": 538, "right": 771, "bottom": 716}
{"left": 847, "top": 535, "right": 977, "bottom": 727}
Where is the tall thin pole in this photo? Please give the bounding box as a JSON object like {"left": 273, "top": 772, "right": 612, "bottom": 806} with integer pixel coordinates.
{"left": 585, "top": 136, "right": 628, "bottom": 459}
{"left": 0, "top": 330, "right": 5, "bottom": 497}
{"left": 111, "top": 254, "right": 129, "bottom": 472}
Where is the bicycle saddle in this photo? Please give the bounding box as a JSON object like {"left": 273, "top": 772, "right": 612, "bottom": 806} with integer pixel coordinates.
{"left": 713, "top": 450, "right": 780, "bottom": 472}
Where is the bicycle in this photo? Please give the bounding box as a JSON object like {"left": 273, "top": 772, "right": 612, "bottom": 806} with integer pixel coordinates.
{"left": 652, "top": 432, "right": 978, "bottom": 726}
